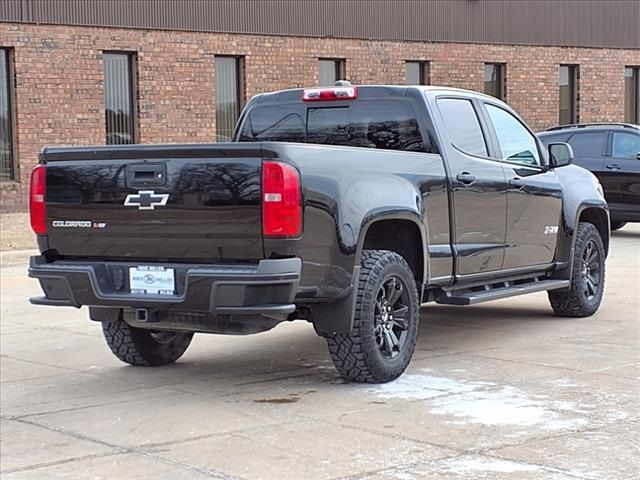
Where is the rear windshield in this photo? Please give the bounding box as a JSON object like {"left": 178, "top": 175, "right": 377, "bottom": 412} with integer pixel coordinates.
{"left": 237, "top": 99, "right": 432, "bottom": 153}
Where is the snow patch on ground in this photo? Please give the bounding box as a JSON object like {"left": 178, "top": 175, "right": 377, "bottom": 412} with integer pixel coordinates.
{"left": 368, "top": 371, "right": 588, "bottom": 430}
{"left": 550, "top": 378, "right": 582, "bottom": 388}
{"left": 365, "top": 373, "right": 486, "bottom": 400}
{"left": 440, "top": 455, "right": 541, "bottom": 474}
{"left": 431, "top": 385, "right": 588, "bottom": 430}
{"left": 384, "top": 471, "right": 419, "bottom": 480}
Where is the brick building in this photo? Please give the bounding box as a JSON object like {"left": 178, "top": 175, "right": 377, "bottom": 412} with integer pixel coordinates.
{"left": 1, "top": 0, "right": 639, "bottom": 211}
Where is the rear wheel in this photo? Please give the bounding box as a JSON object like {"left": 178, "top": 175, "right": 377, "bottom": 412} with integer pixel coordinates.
{"left": 610, "top": 221, "right": 626, "bottom": 231}
{"left": 548, "top": 222, "right": 605, "bottom": 317}
{"left": 326, "top": 250, "right": 420, "bottom": 383}
{"left": 102, "top": 319, "right": 193, "bottom": 366}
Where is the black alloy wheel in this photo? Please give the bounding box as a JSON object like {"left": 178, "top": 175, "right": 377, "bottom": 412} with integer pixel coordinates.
{"left": 548, "top": 222, "right": 605, "bottom": 317}
{"left": 581, "top": 239, "right": 601, "bottom": 301}
{"left": 326, "top": 249, "right": 420, "bottom": 383}
{"left": 374, "top": 276, "right": 410, "bottom": 359}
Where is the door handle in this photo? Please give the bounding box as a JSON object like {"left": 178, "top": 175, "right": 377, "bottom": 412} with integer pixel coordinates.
{"left": 509, "top": 177, "right": 524, "bottom": 187}
{"left": 456, "top": 172, "right": 476, "bottom": 185}
{"left": 605, "top": 164, "right": 621, "bottom": 171}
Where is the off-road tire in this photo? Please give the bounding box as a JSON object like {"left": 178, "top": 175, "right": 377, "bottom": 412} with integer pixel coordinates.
{"left": 326, "top": 250, "right": 420, "bottom": 383}
{"left": 610, "top": 221, "right": 626, "bottom": 231}
{"left": 548, "top": 222, "right": 605, "bottom": 317}
{"left": 102, "top": 320, "right": 193, "bottom": 366}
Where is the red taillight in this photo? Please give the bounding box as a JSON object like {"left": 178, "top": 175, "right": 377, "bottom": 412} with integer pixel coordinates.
{"left": 303, "top": 86, "right": 358, "bottom": 101}
{"left": 262, "top": 161, "right": 302, "bottom": 238}
{"left": 30, "top": 165, "right": 47, "bottom": 235}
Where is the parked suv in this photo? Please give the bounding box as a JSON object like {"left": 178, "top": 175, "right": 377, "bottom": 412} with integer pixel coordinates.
{"left": 538, "top": 123, "right": 640, "bottom": 230}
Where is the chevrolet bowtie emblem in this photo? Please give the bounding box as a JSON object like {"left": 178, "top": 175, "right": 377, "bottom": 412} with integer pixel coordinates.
{"left": 124, "top": 190, "right": 170, "bottom": 210}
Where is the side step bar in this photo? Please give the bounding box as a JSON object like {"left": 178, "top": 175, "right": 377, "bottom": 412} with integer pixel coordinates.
{"left": 436, "top": 277, "right": 570, "bottom": 306}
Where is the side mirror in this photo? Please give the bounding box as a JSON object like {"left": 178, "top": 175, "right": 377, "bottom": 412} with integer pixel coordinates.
{"left": 548, "top": 142, "right": 574, "bottom": 168}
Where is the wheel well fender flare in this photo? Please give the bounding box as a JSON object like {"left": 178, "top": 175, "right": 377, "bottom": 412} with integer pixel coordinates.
{"left": 355, "top": 210, "right": 428, "bottom": 288}
{"left": 573, "top": 204, "right": 610, "bottom": 258}
{"left": 554, "top": 202, "right": 609, "bottom": 281}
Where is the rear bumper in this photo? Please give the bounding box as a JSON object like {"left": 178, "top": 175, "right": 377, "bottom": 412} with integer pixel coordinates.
{"left": 28, "top": 256, "right": 301, "bottom": 319}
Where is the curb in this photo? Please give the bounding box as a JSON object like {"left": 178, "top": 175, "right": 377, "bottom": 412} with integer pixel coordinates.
{"left": 0, "top": 249, "right": 38, "bottom": 268}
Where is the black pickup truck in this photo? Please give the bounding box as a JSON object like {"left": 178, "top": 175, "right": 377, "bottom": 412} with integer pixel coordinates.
{"left": 29, "top": 85, "right": 609, "bottom": 383}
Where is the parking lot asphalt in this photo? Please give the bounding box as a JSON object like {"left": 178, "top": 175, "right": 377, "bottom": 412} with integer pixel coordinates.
{"left": 1, "top": 225, "right": 639, "bottom": 480}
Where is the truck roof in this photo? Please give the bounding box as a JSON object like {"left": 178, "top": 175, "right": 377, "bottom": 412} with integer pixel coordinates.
{"left": 252, "top": 84, "right": 503, "bottom": 105}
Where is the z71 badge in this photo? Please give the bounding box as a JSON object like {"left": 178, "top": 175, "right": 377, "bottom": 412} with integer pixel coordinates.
{"left": 544, "top": 225, "right": 559, "bottom": 235}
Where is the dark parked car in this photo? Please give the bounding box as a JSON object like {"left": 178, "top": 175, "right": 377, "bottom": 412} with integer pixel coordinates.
{"left": 29, "top": 85, "right": 609, "bottom": 383}
{"left": 539, "top": 123, "right": 640, "bottom": 230}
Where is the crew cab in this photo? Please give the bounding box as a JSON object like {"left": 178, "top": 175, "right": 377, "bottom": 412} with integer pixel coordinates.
{"left": 29, "top": 85, "right": 609, "bottom": 383}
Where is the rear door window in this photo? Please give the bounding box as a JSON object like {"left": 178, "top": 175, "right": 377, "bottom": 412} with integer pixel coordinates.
{"left": 437, "top": 98, "right": 488, "bottom": 157}
{"left": 567, "top": 132, "right": 607, "bottom": 157}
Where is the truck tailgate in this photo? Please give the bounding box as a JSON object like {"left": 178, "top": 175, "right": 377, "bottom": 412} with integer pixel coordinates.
{"left": 42, "top": 144, "right": 263, "bottom": 261}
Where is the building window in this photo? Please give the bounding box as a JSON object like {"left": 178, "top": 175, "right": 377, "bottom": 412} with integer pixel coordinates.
{"left": 215, "top": 56, "right": 245, "bottom": 141}
{"left": 559, "top": 65, "right": 579, "bottom": 125}
{"left": 405, "top": 61, "right": 429, "bottom": 85}
{"left": 1, "top": 48, "right": 16, "bottom": 182}
{"left": 103, "top": 52, "right": 137, "bottom": 145}
{"left": 484, "top": 63, "right": 505, "bottom": 100}
{"left": 319, "top": 58, "right": 345, "bottom": 86}
{"left": 624, "top": 67, "right": 639, "bottom": 124}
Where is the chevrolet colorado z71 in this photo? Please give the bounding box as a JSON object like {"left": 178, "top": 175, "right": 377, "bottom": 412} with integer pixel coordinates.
{"left": 29, "top": 85, "right": 609, "bottom": 383}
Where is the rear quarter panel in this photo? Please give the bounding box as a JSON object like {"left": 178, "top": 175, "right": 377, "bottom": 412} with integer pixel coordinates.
{"left": 261, "top": 143, "right": 449, "bottom": 302}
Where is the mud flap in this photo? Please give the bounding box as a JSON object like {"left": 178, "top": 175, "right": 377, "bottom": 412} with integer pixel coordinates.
{"left": 311, "top": 266, "right": 360, "bottom": 337}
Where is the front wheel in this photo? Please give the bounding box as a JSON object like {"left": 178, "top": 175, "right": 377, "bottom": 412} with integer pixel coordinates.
{"left": 102, "top": 319, "right": 193, "bottom": 366}
{"left": 548, "top": 222, "right": 605, "bottom": 317}
{"left": 326, "top": 250, "right": 420, "bottom": 383}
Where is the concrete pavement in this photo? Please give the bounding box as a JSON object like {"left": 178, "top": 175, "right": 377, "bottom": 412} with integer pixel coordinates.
{"left": 1, "top": 225, "right": 639, "bottom": 479}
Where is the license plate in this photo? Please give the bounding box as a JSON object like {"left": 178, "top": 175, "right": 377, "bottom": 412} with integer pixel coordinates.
{"left": 129, "top": 266, "right": 175, "bottom": 295}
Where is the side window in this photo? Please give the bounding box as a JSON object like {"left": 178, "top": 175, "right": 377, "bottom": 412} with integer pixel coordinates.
{"left": 567, "top": 132, "right": 607, "bottom": 157}
{"left": 612, "top": 132, "right": 640, "bottom": 159}
{"left": 437, "top": 98, "right": 488, "bottom": 157}
{"left": 485, "top": 104, "right": 540, "bottom": 166}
